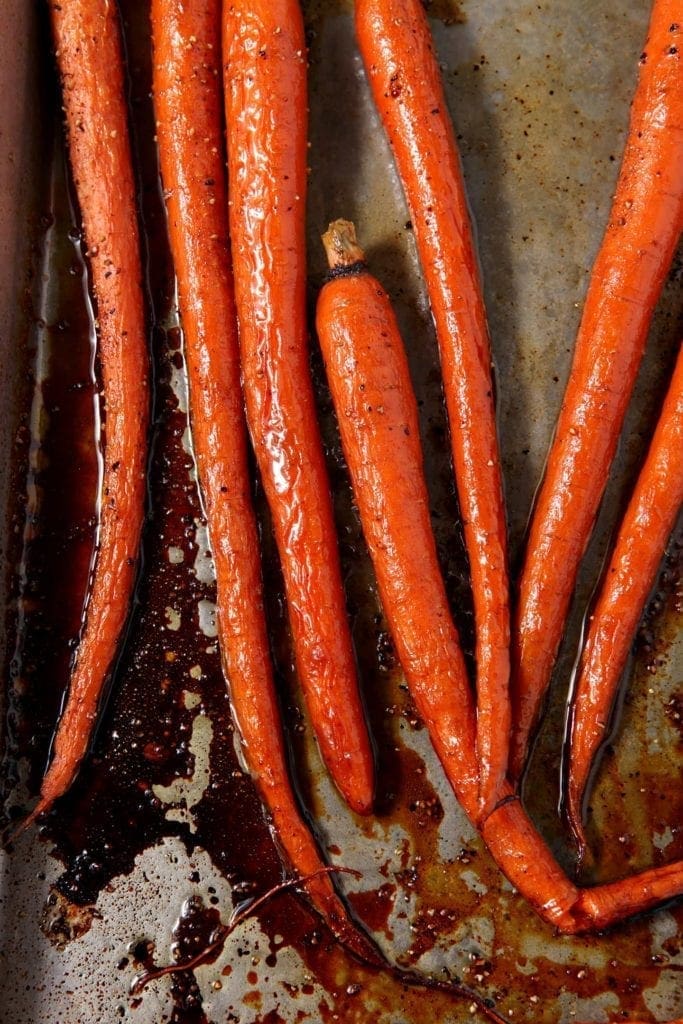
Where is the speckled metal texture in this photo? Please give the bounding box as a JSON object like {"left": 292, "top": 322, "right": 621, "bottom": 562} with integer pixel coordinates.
{"left": 1, "top": 1, "right": 682, "bottom": 1022}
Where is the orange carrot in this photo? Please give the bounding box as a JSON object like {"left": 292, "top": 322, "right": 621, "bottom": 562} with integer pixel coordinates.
{"left": 355, "top": 0, "right": 510, "bottom": 817}
{"left": 26, "top": 0, "right": 149, "bottom": 822}
{"left": 510, "top": 1, "right": 683, "bottom": 781}
{"left": 223, "top": 0, "right": 374, "bottom": 816}
{"left": 151, "top": 0, "right": 375, "bottom": 961}
{"left": 566, "top": 341, "right": 683, "bottom": 852}
{"left": 317, "top": 220, "right": 683, "bottom": 935}
{"left": 317, "top": 221, "right": 480, "bottom": 821}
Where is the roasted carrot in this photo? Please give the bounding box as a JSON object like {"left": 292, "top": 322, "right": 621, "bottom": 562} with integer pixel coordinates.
{"left": 151, "top": 0, "right": 375, "bottom": 962}
{"left": 510, "top": 2, "right": 683, "bottom": 781}
{"left": 223, "top": 0, "right": 374, "bottom": 816}
{"left": 317, "top": 221, "right": 480, "bottom": 820}
{"left": 317, "top": 221, "right": 683, "bottom": 934}
{"left": 566, "top": 341, "right": 683, "bottom": 851}
{"left": 355, "top": 0, "right": 510, "bottom": 816}
{"left": 23, "top": 0, "right": 150, "bottom": 823}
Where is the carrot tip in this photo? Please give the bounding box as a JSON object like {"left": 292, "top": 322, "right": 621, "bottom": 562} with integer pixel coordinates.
{"left": 3, "top": 799, "right": 48, "bottom": 848}
{"left": 565, "top": 794, "right": 590, "bottom": 867}
{"left": 321, "top": 219, "right": 366, "bottom": 271}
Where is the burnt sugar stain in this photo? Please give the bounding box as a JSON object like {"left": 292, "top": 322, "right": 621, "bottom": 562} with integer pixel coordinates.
{"left": 424, "top": 0, "right": 467, "bottom": 26}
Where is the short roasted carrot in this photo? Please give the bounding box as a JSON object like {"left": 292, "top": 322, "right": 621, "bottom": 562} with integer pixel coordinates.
{"left": 355, "top": 0, "right": 510, "bottom": 817}
{"left": 318, "top": 220, "right": 683, "bottom": 934}
{"left": 223, "top": 0, "right": 374, "bottom": 816}
{"left": 317, "top": 220, "right": 480, "bottom": 821}
{"left": 510, "top": 2, "right": 683, "bottom": 781}
{"left": 26, "top": 0, "right": 149, "bottom": 822}
{"left": 151, "top": 0, "right": 375, "bottom": 961}
{"left": 566, "top": 341, "right": 683, "bottom": 851}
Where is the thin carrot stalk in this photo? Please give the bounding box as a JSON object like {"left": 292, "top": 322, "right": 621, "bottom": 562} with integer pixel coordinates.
{"left": 222, "top": 0, "right": 374, "bottom": 817}
{"left": 355, "top": 0, "right": 511, "bottom": 817}
{"left": 566, "top": 341, "right": 683, "bottom": 852}
{"left": 130, "top": 866, "right": 363, "bottom": 995}
{"left": 24, "top": 0, "right": 150, "bottom": 823}
{"left": 317, "top": 220, "right": 683, "bottom": 935}
{"left": 510, "top": 2, "right": 683, "bottom": 782}
{"left": 150, "top": 1, "right": 376, "bottom": 963}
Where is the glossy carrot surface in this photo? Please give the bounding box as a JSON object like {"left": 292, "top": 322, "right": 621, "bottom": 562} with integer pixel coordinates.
{"left": 511, "top": 2, "right": 683, "bottom": 781}
{"left": 317, "top": 222, "right": 480, "bottom": 821}
{"left": 223, "top": 0, "right": 374, "bottom": 816}
{"left": 151, "top": 0, "right": 373, "bottom": 958}
{"left": 318, "top": 221, "right": 683, "bottom": 935}
{"left": 31, "top": 0, "right": 149, "bottom": 818}
{"left": 567, "top": 341, "right": 683, "bottom": 850}
{"left": 355, "top": 0, "right": 510, "bottom": 816}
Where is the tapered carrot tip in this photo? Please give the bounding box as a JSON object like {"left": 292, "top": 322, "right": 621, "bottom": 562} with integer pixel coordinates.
{"left": 565, "top": 789, "right": 590, "bottom": 867}
{"left": 321, "top": 219, "right": 367, "bottom": 270}
{"left": 4, "top": 797, "right": 50, "bottom": 848}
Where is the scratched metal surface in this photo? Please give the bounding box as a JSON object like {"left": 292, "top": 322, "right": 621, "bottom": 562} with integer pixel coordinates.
{"left": 0, "top": 1, "right": 682, "bottom": 1022}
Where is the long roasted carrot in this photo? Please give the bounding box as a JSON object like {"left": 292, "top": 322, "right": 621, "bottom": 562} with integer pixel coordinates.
{"left": 150, "top": 0, "right": 375, "bottom": 962}
{"left": 317, "top": 221, "right": 683, "bottom": 934}
{"left": 566, "top": 341, "right": 683, "bottom": 851}
{"left": 24, "top": 0, "right": 149, "bottom": 822}
{"left": 355, "top": 0, "right": 510, "bottom": 817}
{"left": 223, "top": 0, "right": 374, "bottom": 816}
{"left": 510, "top": 2, "right": 683, "bottom": 781}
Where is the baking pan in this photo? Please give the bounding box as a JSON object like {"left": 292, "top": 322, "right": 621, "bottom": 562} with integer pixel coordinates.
{"left": 0, "top": 1, "right": 682, "bottom": 1021}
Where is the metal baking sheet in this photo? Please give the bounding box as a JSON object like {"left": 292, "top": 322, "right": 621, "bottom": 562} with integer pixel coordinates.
{"left": 1, "top": 1, "right": 682, "bottom": 1022}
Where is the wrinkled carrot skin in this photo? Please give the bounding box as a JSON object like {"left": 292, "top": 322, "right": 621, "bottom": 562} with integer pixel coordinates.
{"left": 317, "top": 240, "right": 480, "bottom": 821}
{"left": 355, "top": 0, "right": 510, "bottom": 817}
{"left": 511, "top": 3, "right": 683, "bottom": 781}
{"left": 567, "top": 342, "right": 683, "bottom": 850}
{"left": 223, "top": 0, "right": 374, "bottom": 816}
{"left": 317, "top": 223, "right": 683, "bottom": 934}
{"left": 31, "top": 0, "right": 149, "bottom": 817}
{"left": 150, "top": 1, "right": 374, "bottom": 961}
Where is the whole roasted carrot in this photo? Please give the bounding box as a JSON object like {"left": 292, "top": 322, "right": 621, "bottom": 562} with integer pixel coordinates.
{"left": 223, "top": 0, "right": 374, "bottom": 816}
{"left": 317, "top": 221, "right": 480, "bottom": 820}
{"left": 355, "top": 0, "right": 510, "bottom": 816}
{"left": 150, "top": 0, "right": 375, "bottom": 961}
{"left": 510, "top": 2, "right": 683, "bottom": 781}
{"left": 25, "top": 0, "right": 149, "bottom": 822}
{"left": 566, "top": 341, "right": 683, "bottom": 851}
{"left": 317, "top": 221, "right": 683, "bottom": 934}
